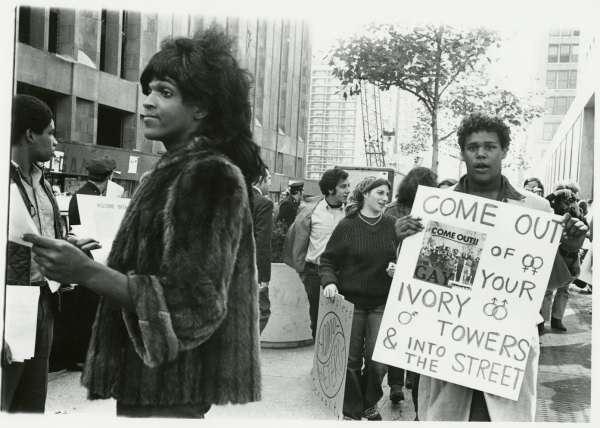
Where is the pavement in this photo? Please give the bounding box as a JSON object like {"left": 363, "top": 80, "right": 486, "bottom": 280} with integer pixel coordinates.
{"left": 44, "top": 285, "right": 592, "bottom": 422}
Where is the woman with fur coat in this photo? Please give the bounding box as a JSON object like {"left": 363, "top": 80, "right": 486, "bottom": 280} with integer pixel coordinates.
{"left": 23, "top": 27, "right": 264, "bottom": 418}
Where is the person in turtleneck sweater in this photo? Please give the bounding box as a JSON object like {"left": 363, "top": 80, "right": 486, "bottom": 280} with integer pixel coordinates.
{"left": 320, "top": 176, "right": 399, "bottom": 421}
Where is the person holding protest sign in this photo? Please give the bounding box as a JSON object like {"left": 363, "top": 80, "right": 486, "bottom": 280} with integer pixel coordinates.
{"left": 320, "top": 177, "right": 399, "bottom": 421}
{"left": 21, "top": 27, "right": 263, "bottom": 418}
{"left": 395, "top": 112, "right": 587, "bottom": 422}
{"left": 384, "top": 167, "right": 438, "bottom": 406}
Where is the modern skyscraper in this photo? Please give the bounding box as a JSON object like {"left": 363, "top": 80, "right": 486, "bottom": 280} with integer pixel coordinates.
{"left": 306, "top": 65, "right": 360, "bottom": 180}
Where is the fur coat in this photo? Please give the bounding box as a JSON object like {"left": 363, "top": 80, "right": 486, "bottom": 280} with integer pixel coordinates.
{"left": 82, "top": 139, "right": 261, "bottom": 406}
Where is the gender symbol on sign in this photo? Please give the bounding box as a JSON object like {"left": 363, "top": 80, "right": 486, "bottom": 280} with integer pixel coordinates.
{"left": 397, "top": 311, "right": 418, "bottom": 325}
{"left": 522, "top": 254, "right": 543, "bottom": 274}
{"left": 316, "top": 311, "right": 347, "bottom": 399}
{"left": 383, "top": 327, "right": 397, "bottom": 350}
{"left": 483, "top": 298, "right": 508, "bottom": 320}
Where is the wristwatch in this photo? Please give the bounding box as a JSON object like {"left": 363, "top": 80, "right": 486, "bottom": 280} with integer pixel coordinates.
{"left": 558, "top": 245, "right": 578, "bottom": 259}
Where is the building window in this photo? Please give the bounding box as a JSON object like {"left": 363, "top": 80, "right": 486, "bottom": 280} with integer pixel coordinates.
{"left": 276, "top": 152, "right": 284, "bottom": 174}
{"left": 546, "top": 71, "right": 557, "bottom": 89}
{"left": 559, "top": 44, "right": 571, "bottom": 62}
{"left": 120, "top": 11, "right": 128, "bottom": 78}
{"left": 100, "top": 10, "right": 107, "bottom": 72}
{"left": 571, "top": 44, "right": 579, "bottom": 62}
{"left": 48, "top": 9, "right": 59, "bottom": 54}
{"left": 545, "top": 97, "right": 555, "bottom": 114}
{"left": 573, "top": 30, "right": 580, "bottom": 36}
{"left": 557, "top": 71, "right": 569, "bottom": 89}
{"left": 543, "top": 123, "right": 559, "bottom": 141}
{"left": 555, "top": 97, "right": 568, "bottom": 115}
{"left": 548, "top": 45, "right": 559, "bottom": 63}
{"left": 567, "top": 96, "right": 575, "bottom": 109}
{"left": 97, "top": 105, "right": 123, "bottom": 148}
{"left": 18, "top": 6, "right": 31, "bottom": 45}
{"left": 560, "top": 29, "right": 572, "bottom": 36}
{"left": 550, "top": 29, "right": 560, "bottom": 36}
{"left": 297, "top": 157, "right": 303, "bottom": 178}
{"left": 569, "top": 70, "right": 577, "bottom": 89}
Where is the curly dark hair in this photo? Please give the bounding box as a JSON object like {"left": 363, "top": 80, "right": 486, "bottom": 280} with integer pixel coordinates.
{"left": 140, "top": 26, "right": 264, "bottom": 185}
{"left": 456, "top": 112, "right": 511, "bottom": 151}
{"left": 396, "top": 167, "right": 438, "bottom": 206}
{"left": 319, "top": 168, "right": 349, "bottom": 196}
{"left": 12, "top": 94, "right": 53, "bottom": 145}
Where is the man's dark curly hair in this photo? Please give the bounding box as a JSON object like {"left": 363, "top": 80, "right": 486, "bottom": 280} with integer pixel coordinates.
{"left": 396, "top": 167, "right": 438, "bottom": 206}
{"left": 319, "top": 168, "right": 349, "bottom": 196}
{"left": 456, "top": 112, "right": 511, "bottom": 151}
{"left": 140, "top": 25, "right": 264, "bottom": 185}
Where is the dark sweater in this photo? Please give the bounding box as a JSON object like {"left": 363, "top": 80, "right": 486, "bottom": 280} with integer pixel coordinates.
{"left": 319, "top": 214, "right": 399, "bottom": 306}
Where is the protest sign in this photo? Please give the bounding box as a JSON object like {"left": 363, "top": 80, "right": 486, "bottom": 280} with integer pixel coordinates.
{"left": 76, "top": 195, "right": 130, "bottom": 265}
{"left": 312, "top": 293, "right": 353, "bottom": 419}
{"left": 4, "top": 286, "right": 40, "bottom": 362}
{"left": 8, "top": 184, "right": 39, "bottom": 247}
{"left": 373, "top": 186, "right": 562, "bottom": 400}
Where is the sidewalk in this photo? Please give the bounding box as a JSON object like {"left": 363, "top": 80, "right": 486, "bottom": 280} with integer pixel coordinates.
{"left": 46, "top": 286, "right": 591, "bottom": 421}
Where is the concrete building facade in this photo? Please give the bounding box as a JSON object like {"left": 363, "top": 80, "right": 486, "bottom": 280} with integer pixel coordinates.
{"left": 527, "top": 28, "right": 581, "bottom": 168}
{"left": 534, "top": 29, "right": 597, "bottom": 200}
{"left": 14, "top": 7, "right": 312, "bottom": 196}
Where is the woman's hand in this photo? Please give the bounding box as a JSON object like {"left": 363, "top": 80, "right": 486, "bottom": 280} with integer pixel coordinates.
{"left": 395, "top": 215, "right": 424, "bottom": 241}
{"left": 387, "top": 262, "right": 396, "bottom": 278}
{"left": 21, "top": 234, "right": 95, "bottom": 285}
{"left": 323, "top": 284, "right": 338, "bottom": 300}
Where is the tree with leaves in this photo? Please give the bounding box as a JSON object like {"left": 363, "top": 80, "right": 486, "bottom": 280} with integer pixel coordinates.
{"left": 408, "top": 72, "right": 545, "bottom": 172}
{"left": 329, "top": 23, "right": 501, "bottom": 173}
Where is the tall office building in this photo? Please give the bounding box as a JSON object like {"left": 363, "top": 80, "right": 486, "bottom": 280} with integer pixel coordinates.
{"left": 14, "top": 8, "right": 312, "bottom": 195}
{"left": 306, "top": 65, "right": 360, "bottom": 180}
{"left": 534, "top": 29, "right": 597, "bottom": 200}
{"left": 527, "top": 28, "right": 581, "bottom": 166}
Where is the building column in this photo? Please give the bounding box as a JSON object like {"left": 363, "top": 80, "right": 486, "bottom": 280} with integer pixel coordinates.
{"left": 55, "top": 95, "right": 76, "bottom": 142}
{"left": 579, "top": 107, "right": 595, "bottom": 199}
{"left": 29, "top": 7, "right": 49, "bottom": 51}
{"left": 57, "top": 8, "right": 78, "bottom": 58}
{"left": 104, "top": 10, "right": 123, "bottom": 75}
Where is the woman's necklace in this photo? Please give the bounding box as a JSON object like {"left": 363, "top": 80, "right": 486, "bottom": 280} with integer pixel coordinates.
{"left": 358, "top": 211, "right": 383, "bottom": 226}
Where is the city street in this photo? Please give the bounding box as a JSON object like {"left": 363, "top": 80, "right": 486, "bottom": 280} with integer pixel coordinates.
{"left": 44, "top": 285, "right": 592, "bottom": 422}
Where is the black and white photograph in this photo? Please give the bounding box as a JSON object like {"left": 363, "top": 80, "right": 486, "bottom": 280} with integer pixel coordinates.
{"left": 0, "top": 0, "right": 596, "bottom": 423}
{"left": 414, "top": 221, "right": 486, "bottom": 290}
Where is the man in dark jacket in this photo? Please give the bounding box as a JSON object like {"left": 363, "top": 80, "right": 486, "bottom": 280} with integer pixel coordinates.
{"left": 67, "top": 157, "right": 117, "bottom": 225}
{"left": 3, "top": 95, "right": 98, "bottom": 413}
{"left": 251, "top": 167, "right": 274, "bottom": 333}
{"left": 50, "top": 157, "right": 116, "bottom": 372}
{"left": 277, "top": 181, "right": 304, "bottom": 228}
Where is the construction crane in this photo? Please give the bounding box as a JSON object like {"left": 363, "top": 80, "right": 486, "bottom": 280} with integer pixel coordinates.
{"left": 359, "top": 81, "right": 386, "bottom": 167}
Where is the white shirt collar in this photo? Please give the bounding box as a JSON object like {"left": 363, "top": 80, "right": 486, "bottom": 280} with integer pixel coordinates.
{"left": 252, "top": 185, "right": 263, "bottom": 195}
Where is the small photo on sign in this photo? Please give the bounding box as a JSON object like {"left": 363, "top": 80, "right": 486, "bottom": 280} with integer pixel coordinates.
{"left": 414, "top": 221, "right": 487, "bottom": 290}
